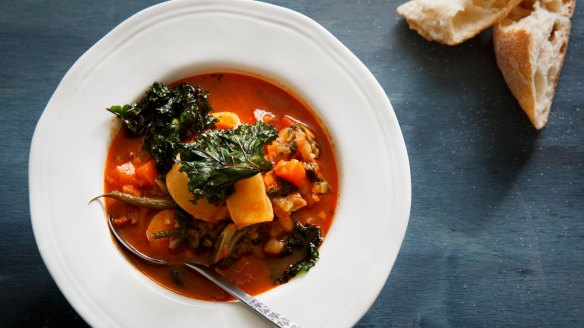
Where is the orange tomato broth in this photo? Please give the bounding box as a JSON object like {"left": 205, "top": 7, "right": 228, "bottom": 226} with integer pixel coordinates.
{"left": 104, "top": 72, "right": 338, "bottom": 301}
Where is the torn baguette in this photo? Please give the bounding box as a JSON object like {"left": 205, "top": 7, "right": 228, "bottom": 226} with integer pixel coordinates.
{"left": 493, "top": 0, "right": 575, "bottom": 129}
{"left": 397, "top": 0, "right": 522, "bottom": 45}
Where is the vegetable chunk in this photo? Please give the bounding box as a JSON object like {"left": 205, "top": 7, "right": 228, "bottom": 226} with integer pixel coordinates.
{"left": 211, "top": 111, "right": 241, "bottom": 130}
{"left": 274, "top": 159, "right": 307, "bottom": 187}
{"left": 147, "top": 209, "right": 176, "bottom": 251}
{"left": 226, "top": 173, "right": 274, "bottom": 228}
{"left": 166, "top": 162, "right": 229, "bottom": 222}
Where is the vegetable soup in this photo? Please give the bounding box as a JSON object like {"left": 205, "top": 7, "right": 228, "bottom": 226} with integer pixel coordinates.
{"left": 102, "top": 73, "right": 338, "bottom": 301}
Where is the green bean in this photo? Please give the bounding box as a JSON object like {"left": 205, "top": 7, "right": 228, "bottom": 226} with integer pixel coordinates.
{"left": 152, "top": 228, "right": 183, "bottom": 239}
{"left": 90, "top": 191, "right": 175, "bottom": 209}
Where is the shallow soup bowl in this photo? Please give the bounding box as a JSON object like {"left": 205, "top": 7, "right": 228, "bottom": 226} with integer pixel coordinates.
{"left": 29, "top": 1, "right": 411, "bottom": 327}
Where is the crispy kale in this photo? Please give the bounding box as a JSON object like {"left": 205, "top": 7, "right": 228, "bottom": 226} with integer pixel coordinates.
{"left": 107, "top": 82, "right": 216, "bottom": 173}
{"left": 178, "top": 121, "right": 278, "bottom": 204}
{"left": 276, "top": 222, "right": 323, "bottom": 284}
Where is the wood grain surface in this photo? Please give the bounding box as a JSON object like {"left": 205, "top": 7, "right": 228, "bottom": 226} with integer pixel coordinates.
{"left": 1, "top": 0, "right": 582, "bottom": 327}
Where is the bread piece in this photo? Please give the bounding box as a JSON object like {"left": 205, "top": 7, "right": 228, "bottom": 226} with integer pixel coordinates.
{"left": 397, "top": 0, "right": 522, "bottom": 45}
{"left": 493, "top": 0, "right": 575, "bottom": 129}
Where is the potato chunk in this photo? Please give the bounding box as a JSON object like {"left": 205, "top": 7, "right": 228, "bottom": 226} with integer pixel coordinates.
{"left": 165, "top": 163, "right": 229, "bottom": 223}
{"left": 226, "top": 173, "right": 274, "bottom": 228}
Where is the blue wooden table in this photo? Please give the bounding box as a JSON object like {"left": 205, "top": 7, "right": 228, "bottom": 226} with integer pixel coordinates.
{"left": 2, "top": 0, "right": 583, "bottom": 326}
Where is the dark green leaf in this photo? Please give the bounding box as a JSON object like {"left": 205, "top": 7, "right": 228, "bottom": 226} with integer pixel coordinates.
{"left": 106, "top": 82, "right": 216, "bottom": 173}
{"left": 178, "top": 121, "right": 278, "bottom": 204}
{"left": 276, "top": 223, "right": 322, "bottom": 284}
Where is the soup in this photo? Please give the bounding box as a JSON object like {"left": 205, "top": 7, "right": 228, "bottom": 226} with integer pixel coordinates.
{"left": 103, "top": 73, "right": 338, "bottom": 301}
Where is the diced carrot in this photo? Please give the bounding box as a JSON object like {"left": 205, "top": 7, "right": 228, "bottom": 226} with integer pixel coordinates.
{"left": 122, "top": 184, "right": 143, "bottom": 197}
{"left": 274, "top": 159, "right": 307, "bottom": 187}
{"left": 135, "top": 160, "right": 158, "bottom": 187}
{"left": 212, "top": 112, "right": 241, "bottom": 130}
{"left": 266, "top": 144, "right": 277, "bottom": 162}
{"left": 114, "top": 162, "right": 137, "bottom": 187}
{"left": 266, "top": 144, "right": 286, "bottom": 162}
{"left": 146, "top": 209, "right": 175, "bottom": 251}
{"left": 278, "top": 115, "right": 299, "bottom": 130}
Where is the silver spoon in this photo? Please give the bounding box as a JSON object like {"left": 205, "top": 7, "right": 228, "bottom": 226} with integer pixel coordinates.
{"left": 107, "top": 215, "right": 300, "bottom": 328}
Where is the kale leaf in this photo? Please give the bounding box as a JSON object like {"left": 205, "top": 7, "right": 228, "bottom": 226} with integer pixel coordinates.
{"left": 107, "top": 82, "right": 216, "bottom": 173}
{"left": 178, "top": 121, "right": 278, "bottom": 204}
{"left": 276, "top": 222, "right": 323, "bottom": 284}
{"left": 211, "top": 223, "right": 251, "bottom": 264}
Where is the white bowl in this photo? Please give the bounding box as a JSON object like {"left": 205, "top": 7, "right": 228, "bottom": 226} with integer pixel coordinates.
{"left": 29, "top": 0, "right": 411, "bottom": 327}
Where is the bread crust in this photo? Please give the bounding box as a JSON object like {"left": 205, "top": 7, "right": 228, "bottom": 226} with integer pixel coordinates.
{"left": 397, "top": 0, "right": 522, "bottom": 45}
{"left": 493, "top": 0, "right": 575, "bottom": 129}
{"left": 493, "top": 27, "right": 539, "bottom": 126}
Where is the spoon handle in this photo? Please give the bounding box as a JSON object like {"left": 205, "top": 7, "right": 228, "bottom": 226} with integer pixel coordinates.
{"left": 184, "top": 263, "right": 300, "bottom": 328}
